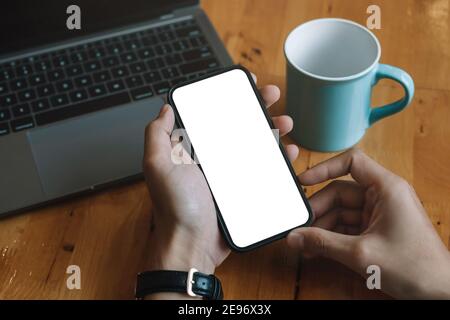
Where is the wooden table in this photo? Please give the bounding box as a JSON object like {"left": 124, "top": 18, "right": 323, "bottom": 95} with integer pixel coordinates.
{"left": 0, "top": 0, "right": 448, "bottom": 299}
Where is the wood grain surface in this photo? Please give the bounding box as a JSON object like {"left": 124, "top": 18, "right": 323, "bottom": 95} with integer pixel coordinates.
{"left": 0, "top": 0, "right": 448, "bottom": 299}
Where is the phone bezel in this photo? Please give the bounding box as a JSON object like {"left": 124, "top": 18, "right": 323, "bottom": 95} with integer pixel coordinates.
{"left": 167, "top": 65, "right": 313, "bottom": 252}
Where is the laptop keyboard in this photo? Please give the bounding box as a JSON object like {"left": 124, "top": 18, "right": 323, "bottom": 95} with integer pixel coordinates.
{"left": 0, "top": 18, "right": 222, "bottom": 136}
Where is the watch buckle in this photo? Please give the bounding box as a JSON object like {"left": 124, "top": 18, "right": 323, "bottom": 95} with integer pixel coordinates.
{"left": 186, "top": 268, "right": 199, "bottom": 297}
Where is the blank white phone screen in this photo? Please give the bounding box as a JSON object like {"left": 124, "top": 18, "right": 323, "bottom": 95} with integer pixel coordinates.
{"left": 172, "top": 69, "right": 310, "bottom": 249}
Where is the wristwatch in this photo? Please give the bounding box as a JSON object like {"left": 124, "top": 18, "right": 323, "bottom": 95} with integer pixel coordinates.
{"left": 135, "top": 268, "right": 223, "bottom": 300}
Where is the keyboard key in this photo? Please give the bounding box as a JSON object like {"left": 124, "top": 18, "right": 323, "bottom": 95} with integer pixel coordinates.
{"left": 143, "top": 71, "right": 161, "bottom": 83}
{"left": 74, "top": 75, "right": 93, "bottom": 87}
{"left": 69, "top": 89, "right": 88, "bottom": 102}
{"left": 106, "top": 43, "right": 123, "bottom": 55}
{"left": 70, "top": 51, "right": 88, "bottom": 63}
{"left": 153, "top": 81, "right": 171, "bottom": 95}
{"left": 10, "top": 78, "right": 27, "bottom": 91}
{"left": 179, "top": 58, "right": 219, "bottom": 74}
{"left": 88, "top": 48, "right": 106, "bottom": 59}
{"left": 141, "top": 35, "right": 159, "bottom": 47}
{"left": 107, "top": 79, "right": 125, "bottom": 92}
{"left": 88, "top": 84, "right": 107, "bottom": 97}
{"left": 12, "top": 104, "right": 31, "bottom": 118}
{"left": 130, "top": 86, "right": 154, "bottom": 101}
{"left": 125, "top": 75, "right": 144, "bottom": 88}
{"left": 0, "top": 82, "right": 8, "bottom": 95}
{"left": 55, "top": 79, "right": 74, "bottom": 92}
{"left": 176, "top": 26, "right": 201, "bottom": 38}
{"left": 102, "top": 56, "right": 119, "bottom": 67}
{"left": 0, "top": 69, "right": 14, "bottom": 81}
{"left": 84, "top": 61, "right": 101, "bottom": 72}
{"left": 197, "top": 36, "right": 207, "bottom": 46}
{"left": 0, "top": 93, "right": 17, "bottom": 107}
{"left": 111, "top": 66, "right": 129, "bottom": 78}
{"left": 25, "top": 56, "right": 36, "bottom": 64}
{"left": 172, "top": 40, "right": 190, "bottom": 52}
{"left": 66, "top": 65, "right": 83, "bottom": 77}
{"left": 161, "top": 67, "right": 179, "bottom": 80}
{"left": 120, "top": 52, "right": 138, "bottom": 64}
{"left": 164, "top": 53, "right": 182, "bottom": 66}
{"left": 155, "top": 44, "right": 173, "bottom": 56}
{"left": 37, "top": 83, "right": 55, "bottom": 97}
{"left": 31, "top": 98, "right": 50, "bottom": 112}
{"left": 147, "top": 57, "right": 165, "bottom": 70}
{"left": 182, "top": 47, "right": 212, "bottom": 61}
{"left": 11, "top": 116, "right": 34, "bottom": 132}
{"left": 138, "top": 48, "right": 155, "bottom": 60}
{"left": 35, "top": 92, "right": 131, "bottom": 126}
{"left": 190, "top": 37, "right": 204, "bottom": 48}
{"left": 124, "top": 40, "right": 141, "bottom": 51}
{"left": 16, "top": 64, "right": 33, "bottom": 77}
{"left": 93, "top": 70, "right": 111, "bottom": 83}
{"left": 0, "top": 109, "right": 11, "bottom": 121}
{"left": 129, "top": 62, "right": 147, "bottom": 74}
{"left": 50, "top": 93, "right": 69, "bottom": 107}
{"left": 34, "top": 60, "right": 51, "bottom": 72}
{"left": 172, "top": 42, "right": 181, "bottom": 52}
{"left": 29, "top": 73, "right": 46, "bottom": 86}
{"left": 53, "top": 55, "right": 69, "bottom": 68}
{"left": 159, "top": 31, "right": 176, "bottom": 42}
{"left": 18, "top": 89, "right": 36, "bottom": 101}
{"left": 48, "top": 69, "right": 64, "bottom": 81}
{"left": 0, "top": 122, "right": 9, "bottom": 136}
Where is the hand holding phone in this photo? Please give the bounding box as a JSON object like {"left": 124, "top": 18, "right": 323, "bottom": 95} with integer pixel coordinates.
{"left": 169, "top": 66, "right": 312, "bottom": 251}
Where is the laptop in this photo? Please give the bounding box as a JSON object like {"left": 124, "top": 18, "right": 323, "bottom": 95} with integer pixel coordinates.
{"left": 0, "top": 0, "right": 232, "bottom": 217}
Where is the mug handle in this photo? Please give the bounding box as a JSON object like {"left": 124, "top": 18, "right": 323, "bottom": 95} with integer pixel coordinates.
{"left": 369, "top": 64, "right": 415, "bottom": 126}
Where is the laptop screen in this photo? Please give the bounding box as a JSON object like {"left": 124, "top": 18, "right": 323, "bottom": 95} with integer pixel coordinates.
{"left": 0, "top": 0, "right": 198, "bottom": 55}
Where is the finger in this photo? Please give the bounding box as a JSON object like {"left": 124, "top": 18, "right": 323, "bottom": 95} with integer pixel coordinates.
{"left": 334, "top": 225, "right": 347, "bottom": 234}
{"left": 144, "top": 104, "right": 175, "bottom": 169}
{"left": 313, "top": 207, "right": 362, "bottom": 230}
{"left": 272, "top": 115, "right": 293, "bottom": 137}
{"left": 308, "top": 180, "right": 364, "bottom": 219}
{"left": 285, "top": 144, "right": 299, "bottom": 162}
{"left": 334, "top": 225, "right": 361, "bottom": 236}
{"left": 260, "top": 85, "right": 281, "bottom": 108}
{"left": 298, "top": 148, "right": 392, "bottom": 187}
{"left": 287, "top": 227, "right": 360, "bottom": 271}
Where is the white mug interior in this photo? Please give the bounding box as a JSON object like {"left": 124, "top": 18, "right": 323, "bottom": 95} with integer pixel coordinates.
{"left": 285, "top": 18, "right": 381, "bottom": 80}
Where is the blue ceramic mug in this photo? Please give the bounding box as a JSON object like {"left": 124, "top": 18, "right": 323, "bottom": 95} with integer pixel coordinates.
{"left": 284, "top": 18, "right": 414, "bottom": 152}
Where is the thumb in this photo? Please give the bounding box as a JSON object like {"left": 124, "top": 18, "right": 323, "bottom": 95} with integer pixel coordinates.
{"left": 287, "top": 227, "right": 361, "bottom": 271}
{"left": 144, "top": 104, "right": 175, "bottom": 169}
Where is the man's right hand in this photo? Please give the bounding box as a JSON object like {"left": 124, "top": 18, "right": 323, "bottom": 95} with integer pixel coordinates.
{"left": 287, "top": 149, "right": 450, "bottom": 299}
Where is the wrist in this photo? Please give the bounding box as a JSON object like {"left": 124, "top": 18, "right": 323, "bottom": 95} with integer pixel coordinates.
{"left": 416, "top": 253, "right": 450, "bottom": 299}
{"left": 146, "top": 225, "right": 216, "bottom": 275}
{"left": 144, "top": 226, "right": 216, "bottom": 300}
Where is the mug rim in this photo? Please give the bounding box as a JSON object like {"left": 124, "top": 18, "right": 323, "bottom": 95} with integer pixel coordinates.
{"left": 284, "top": 18, "right": 381, "bottom": 82}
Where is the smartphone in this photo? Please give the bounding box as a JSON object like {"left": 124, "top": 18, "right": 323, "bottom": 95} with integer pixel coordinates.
{"left": 168, "top": 66, "right": 312, "bottom": 251}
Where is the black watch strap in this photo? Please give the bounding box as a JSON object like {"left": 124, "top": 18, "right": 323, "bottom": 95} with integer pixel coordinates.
{"left": 135, "top": 269, "right": 223, "bottom": 300}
